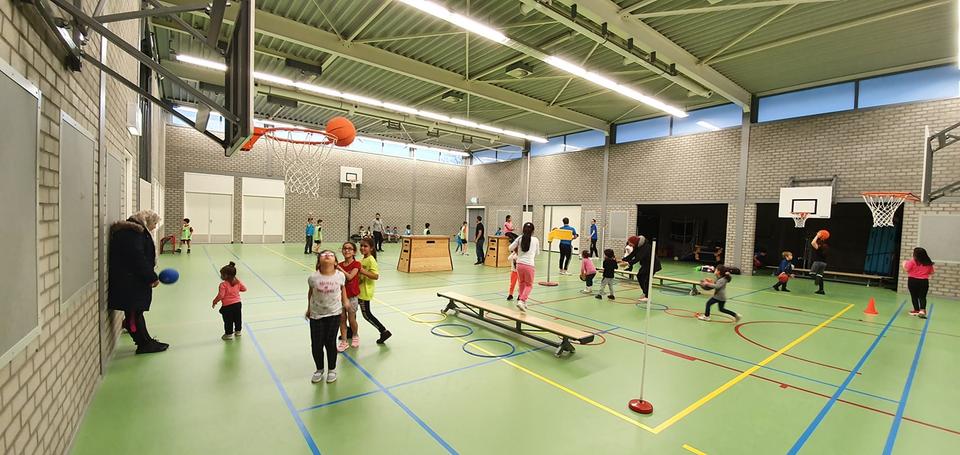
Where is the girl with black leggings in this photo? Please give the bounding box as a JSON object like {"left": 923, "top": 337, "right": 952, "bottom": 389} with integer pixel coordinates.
{"left": 903, "top": 247, "right": 935, "bottom": 318}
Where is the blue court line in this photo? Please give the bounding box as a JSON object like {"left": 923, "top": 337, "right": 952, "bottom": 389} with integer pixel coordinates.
{"left": 298, "top": 345, "right": 547, "bottom": 413}
{"left": 223, "top": 245, "right": 285, "bottom": 300}
{"left": 540, "top": 305, "right": 899, "bottom": 404}
{"left": 246, "top": 323, "right": 322, "bottom": 455}
{"left": 341, "top": 352, "right": 459, "bottom": 454}
{"left": 788, "top": 300, "right": 906, "bottom": 454}
{"left": 201, "top": 245, "right": 221, "bottom": 275}
{"left": 883, "top": 304, "right": 934, "bottom": 455}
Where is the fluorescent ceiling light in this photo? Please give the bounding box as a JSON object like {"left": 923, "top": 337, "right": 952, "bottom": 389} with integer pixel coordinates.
{"left": 696, "top": 121, "right": 721, "bottom": 131}
{"left": 176, "top": 54, "right": 547, "bottom": 143}
{"left": 176, "top": 54, "right": 227, "bottom": 71}
{"left": 545, "top": 56, "right": 687, "bottom": 118}
{"left": 397, "top": 0, "right": 509, "bottom": 44}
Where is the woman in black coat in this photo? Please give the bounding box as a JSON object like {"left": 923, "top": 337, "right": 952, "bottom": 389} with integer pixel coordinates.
{"left": 623, "top": 235, "right": 661, "bottom": 303}
{"left": 108, "top": 210, "right": 168, "bottom": 354}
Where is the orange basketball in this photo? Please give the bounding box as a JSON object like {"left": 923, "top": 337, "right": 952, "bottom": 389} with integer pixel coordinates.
{"left": 817, "top": 229, "right": 830, "bottom": 240}
{"left": 326, "top": 116, "right": 356, "bottom": 147}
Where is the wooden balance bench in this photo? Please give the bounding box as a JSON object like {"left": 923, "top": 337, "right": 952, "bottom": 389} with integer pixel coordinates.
{"left": 437, "top": 291, "right": 594, "bottom": 357}
{"left": 764, "top": 266, "right": 891, "bottom": 287}
{"left": 597, "top": 267, "right": 705, "bottom": 296}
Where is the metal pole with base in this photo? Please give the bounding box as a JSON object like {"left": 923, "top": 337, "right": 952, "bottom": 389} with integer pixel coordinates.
{"left": 539, "top": 239, "right": 559, "bottom": 287}
{"left": 629, "top": 240, "right": 657, "bottom": 415}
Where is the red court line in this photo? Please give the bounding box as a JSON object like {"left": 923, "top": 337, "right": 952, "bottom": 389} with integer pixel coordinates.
{"left": 525, "top": 307, "right": 960, "bottom": 437}
{"left": 735, "top": 320, "right": 879, "bottom": 374}
{"left": 662, "top": 349, "right": 697, "bottom": 361}
{"left": 735, "top": 296, "right": 960, "bottom": 339}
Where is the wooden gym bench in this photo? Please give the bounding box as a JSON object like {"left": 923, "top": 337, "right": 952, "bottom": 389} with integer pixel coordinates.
{"left": 763, "top": 266, "right": 891, "bottom": 287}
{"left": 437, "top": 291, "right": 594, "bottom": 357}
{"left": 597, "top": 267, "right": 705, "bottom": 296}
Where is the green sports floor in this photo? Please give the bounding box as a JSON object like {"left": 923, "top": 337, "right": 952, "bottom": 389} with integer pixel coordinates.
{"left": 70, "top": 243, "right": 958, "bottom": 454}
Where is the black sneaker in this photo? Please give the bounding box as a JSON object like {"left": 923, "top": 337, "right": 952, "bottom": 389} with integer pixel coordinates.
{"left": 136, "top": 342, "right": 168, "bottom": 355}
{"left": 608, "top": 295, "right": 615, "bottom": 300}
{"left": 376, "top": 330, "right": 392, "bottom": 344}
{"left": 783, "top": 289, "right": 791, "bottom": 293}
{"left": 506, "top": 295, "right": 514, "bottom": 301}
{"left": 595, "top": 295, "right": 602, "bottom": 300}
{"left": 815, "top": 290, "right": 825, "bottom": 295}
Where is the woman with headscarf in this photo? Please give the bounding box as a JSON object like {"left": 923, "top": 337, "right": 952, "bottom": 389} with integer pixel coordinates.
{"left": 108, "top": 210, "right": 169, "bottom": 354}
{"left": 622, "top": 235, "right": 661, "bottom": 303}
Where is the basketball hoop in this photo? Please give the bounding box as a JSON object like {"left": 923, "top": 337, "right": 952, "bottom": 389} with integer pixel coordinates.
{"left": 790, "top": 212, "right": 809, "bottom": 228}
{"left": 861, "top": 192, "right": 920, "bottom": 227}
{"left": 244, "top": 126, "right": 338, "bottom": 197}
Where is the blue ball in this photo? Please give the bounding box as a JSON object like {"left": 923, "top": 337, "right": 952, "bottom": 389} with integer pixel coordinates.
{"left": 158, "top": 268, "right": 179, "bottom": 284}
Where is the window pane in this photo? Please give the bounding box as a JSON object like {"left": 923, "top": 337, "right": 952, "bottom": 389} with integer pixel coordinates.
{"left": 473, "top": 150, "right": 497, "bottom": 164}
{"left": 615, "top": 116, "right": 670, "bottom": 143}
{"left": 438, "top": 153, "right": 464, "bottom": 165}
{"left": 859, "top": 66, "right": 960, "bottom": 108}
{"left": 381, "top": 141, "right": 411, "bottom": 158}
{"left": 414, "top": 148, "right": 440, "bottom": 162}
{"left": 758, "top": 82, "right": 855, "bottom": 122}
{"left": 170, "top": 107, "right": 197, "bottom": 127}
{"left": 348, "top": 137, "right": 383, "bottom": 155}
{"left": 563, "top": 129, "right": 605, "bottom": 151}
{"left": 530, "top": 136, "right": 564, "bottom": 156}
{"left": 496, "top": 145, "right": 523, "bottom": 161}
{"left": 672, "top": 103, "right": 742, "bottom": 136}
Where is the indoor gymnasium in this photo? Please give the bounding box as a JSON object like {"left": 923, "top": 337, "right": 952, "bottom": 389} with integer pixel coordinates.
{"left": 1, "top": 0, "right": 959, "bottom": 454}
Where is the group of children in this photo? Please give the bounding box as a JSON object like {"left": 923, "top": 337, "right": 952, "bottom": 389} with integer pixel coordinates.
{"left": 210, "top": 236, "right": 392, "bottom": 384}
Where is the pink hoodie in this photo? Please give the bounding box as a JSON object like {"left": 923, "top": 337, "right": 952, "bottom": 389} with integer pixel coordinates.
{"left": 214, "top": 279, "right": 247, "bottom": 307}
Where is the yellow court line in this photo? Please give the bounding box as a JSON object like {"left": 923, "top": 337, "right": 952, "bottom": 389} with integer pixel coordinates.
{"left": 374, "top": 297, "right": 659, "bottom": 433}
{"left": 651, "top": 303, "right": 854, "bottom": 434}
{"left": 262, "top": 246, "right": 315, "bottom": 271}
{"left": 682, "top": 443, "right": 707, "bottom": 455}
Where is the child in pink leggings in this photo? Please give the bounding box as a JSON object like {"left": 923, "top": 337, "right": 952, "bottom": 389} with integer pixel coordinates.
{"left": 508, "top": 222, "right": 540, "bottom": 311}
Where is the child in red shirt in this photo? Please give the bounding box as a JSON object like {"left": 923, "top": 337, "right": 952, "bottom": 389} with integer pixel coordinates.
{"left": 903, "top": 247, "right": 935, "bottom": 318}
{"left": 212, "top": 262, "right": 247, "bottom": 340}
{"left": 337, "top": 241, "right": 362, "bottom": 351}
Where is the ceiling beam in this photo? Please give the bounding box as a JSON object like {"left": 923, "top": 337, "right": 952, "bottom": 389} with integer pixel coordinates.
{"left": 709, "top": 0, "right": 951, "bottom": 64}
{"left": 321, "top": 0, "right": 394, "bottom": 72}
{"left": 541, "top": 0, "right": 753, "bottom": 110}
{"left": 700, "top": 4, "right": 797, "bottom": 65}
{"left": 164, "top": 0, "right": 609, "bottom": 132}
{"left": 164, "top": 61, "right": 525, "bottom": 146}
{"left": 632, "top": 0, "right": 839, "bottom": 18}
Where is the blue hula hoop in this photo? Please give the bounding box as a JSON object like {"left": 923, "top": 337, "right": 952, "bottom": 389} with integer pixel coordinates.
{"left": 430, "top": 323, "right": 474, "bottom": 338}
{"left": 461, "top": 338, "right": 516, "bottom": 358}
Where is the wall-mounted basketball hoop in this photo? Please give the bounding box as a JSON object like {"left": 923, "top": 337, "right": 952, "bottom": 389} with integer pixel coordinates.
{"left": 861, "top": 192, "right": 920, "bottom": 227}
{"left": 790, "top": 212, "right": 809, "bottom": 228}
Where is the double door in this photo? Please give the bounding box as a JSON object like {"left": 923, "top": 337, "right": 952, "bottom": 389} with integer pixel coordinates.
{"left": 242, "top": 196, "right": 284, "bottom": 243}
{"left": 184, "top": 192, "right": 233, "bottom": 243}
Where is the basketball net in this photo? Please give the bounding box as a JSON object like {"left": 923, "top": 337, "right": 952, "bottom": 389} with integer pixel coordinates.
{"left": 790, "top": 212, "right": 809, "bottom": 228}
{"left": 254, "top": 127, "right": 338, "bottom": 198}
{"left": 861, "top": 192, "right": 919, "bottom": 227}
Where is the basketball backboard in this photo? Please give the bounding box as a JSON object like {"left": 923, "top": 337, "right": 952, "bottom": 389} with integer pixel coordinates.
{"left": 223, "top": 0, "right": 254, "bottom": 157}
{"left": 340, "top": 166, "right": 363, "bottom": 185}
{"left": 779, "top": 186, "right": 832, "bottom": 219}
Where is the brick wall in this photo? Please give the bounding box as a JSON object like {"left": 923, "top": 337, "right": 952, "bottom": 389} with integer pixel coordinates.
{"left": 466, "top": 99, "right": 960, "bottom": 297}
{"left": 164, "top": 125, "right": 467, "bottom": 244}
{"left": 0, "top": 0, "right": 140, "bottom": 454}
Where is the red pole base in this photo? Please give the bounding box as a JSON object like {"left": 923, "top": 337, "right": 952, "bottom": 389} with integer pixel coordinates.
{"left": 538, "top": 281, "right": 559, "bottom": 286}
{"left": 628, "top": 399, "right": 653, "bottom": 414}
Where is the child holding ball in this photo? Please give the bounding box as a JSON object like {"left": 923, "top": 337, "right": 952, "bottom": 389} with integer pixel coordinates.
{"left": 697, "top": 265, "right": 740, "bottom": 322}
{"left": 773, "top": 251, "right": 794, "bottom": 292}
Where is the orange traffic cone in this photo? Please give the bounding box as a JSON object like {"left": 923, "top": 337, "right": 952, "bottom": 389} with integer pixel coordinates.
{"left": 864, "top": 297, "right": 878, "bottom": 315}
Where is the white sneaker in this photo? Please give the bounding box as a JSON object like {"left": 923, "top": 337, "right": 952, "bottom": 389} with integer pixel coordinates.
{"left": 580, "top": 288, "right": 592, "bottom": 294}
{"left": 221, "top": 333, "right": 234, "bottom": 340}
{"left": 734, "top": 314, "right": 742, "bottom": 322}
{"left": 311, "top": 370, "right": 325, "bottom": 383}
{"left": 696, "top": 314, "right": 710, "bottom": 322}
{"left": 326, "top": 370, "right": 338, "bottom": 383}
{"left": 638, "top": 297, "right": 649, "bottom": 303}
{"left": 515, "top": 300, "right": 527, "bottom": 312}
